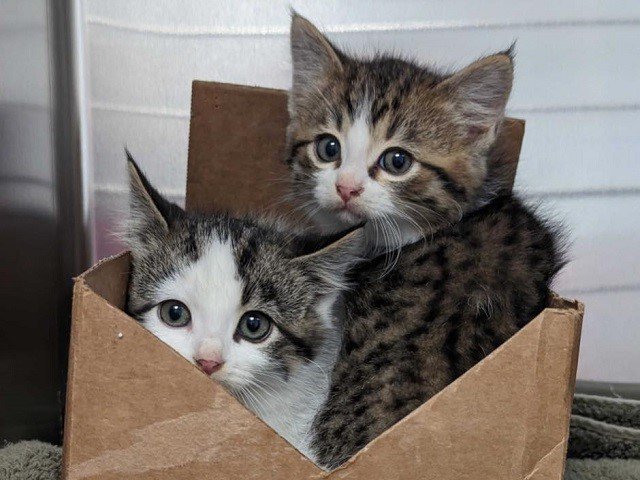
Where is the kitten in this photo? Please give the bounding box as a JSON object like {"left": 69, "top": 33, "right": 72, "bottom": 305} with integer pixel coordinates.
{"left": 123, "top": 154, "right": 363, "bottom": 462}
{"left": 286, "top": 14, "right": 515, "bottom": 250}
{"left": 284, "top": 16, "right": 566, "bottom": 469}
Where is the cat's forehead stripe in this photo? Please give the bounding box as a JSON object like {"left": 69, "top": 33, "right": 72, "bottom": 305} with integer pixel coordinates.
{"left": 370, "top": 99, "right": 389, "bottom": 127}
{"left": 183, "top": 221, "right": 200, "bottom": 260}
{"left": 335, "top": 109, "right": 343, "bottom": 130}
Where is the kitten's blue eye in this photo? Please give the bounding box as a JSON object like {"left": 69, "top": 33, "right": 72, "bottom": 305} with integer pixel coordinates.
{"left": 315, "top": 134, "right": 341, "bottom": 162}
{"left": 378, "top": 149, "right": 413, "bottom": 175}
{"left": 159, "top": 300, "right": 191, "bottom": 327}
{"left": 237, "top": 311, "right": 273, "bottom": 343}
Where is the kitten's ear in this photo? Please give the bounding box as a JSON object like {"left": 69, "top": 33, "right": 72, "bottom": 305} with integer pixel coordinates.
{"left": 125, "top": 150, "right": 184, "bottom": 254}
{"left": 289, "top": 12, "right": 343, "bottom": 107}
{"left": 291, "top": 226, "right": 365, "bottom": 293}
{"left": 438, "top": 49, "right": 514, "bottom": 141}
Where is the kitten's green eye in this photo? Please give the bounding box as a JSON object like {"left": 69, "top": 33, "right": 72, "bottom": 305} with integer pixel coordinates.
{"left": 159, "top": 300, "right": 191, "bottom": 327}
{"left": 315, "top": 134, "right": 341, "bottom": 162}
{"left": 237, "top": 311, "right": 273, "bottom": 343}
{"left": 378, "top": 149, "right": 413, "bottom": 175}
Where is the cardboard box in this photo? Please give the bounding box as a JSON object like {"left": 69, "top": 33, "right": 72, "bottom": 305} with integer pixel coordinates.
{"left": 62, "top": 82, "right": 584, "bottom": 479}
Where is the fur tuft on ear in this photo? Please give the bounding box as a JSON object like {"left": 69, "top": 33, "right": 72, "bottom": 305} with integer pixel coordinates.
{"left": 125, "top": 150, "right": 185, "bottom": 256}
{"left": 291, "top": 226, "right": 365, "bottom": 293}
{"left": 289, "top": 12, "right": 343, "bottom": 111}
{"left": 438, "top": 51, "right": 514, "bottom": 142}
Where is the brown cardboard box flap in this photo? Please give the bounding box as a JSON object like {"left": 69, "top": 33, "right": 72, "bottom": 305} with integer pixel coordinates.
{"left": 63, "top": 254, "right": 583, "bottom": 479}
{"left": 335, "top": 298, "right": 583, "bottom": 479}
{"left": 186, "top": 81, "right": 524, "bottom": 215}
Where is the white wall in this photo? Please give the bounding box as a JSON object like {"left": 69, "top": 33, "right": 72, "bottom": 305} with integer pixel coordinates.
{"left": 79, "top": 0, "right": 640, "bottom": 383}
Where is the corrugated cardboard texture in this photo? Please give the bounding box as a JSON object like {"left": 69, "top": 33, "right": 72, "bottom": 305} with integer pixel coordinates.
{"left": 186, "top": 81, "right": 525, "bottom": 216}
{"left": 63, "top": 255, "right": 583, "bottom": 479}
{"left": 63, "top": 81, "right": 581, "bottom": 479}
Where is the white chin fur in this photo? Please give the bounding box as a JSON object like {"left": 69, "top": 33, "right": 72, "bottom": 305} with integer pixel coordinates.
{"left": 309, "top": 206, "right": 360, "bottom": 234}
{"left": 311, "top": 204, "right": 422, "bottom": 250}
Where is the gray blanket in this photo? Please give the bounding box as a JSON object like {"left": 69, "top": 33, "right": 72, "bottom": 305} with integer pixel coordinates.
{"left": 0, "top": 441, "right": 60, "bottom": 480}
{"left": 566, "top": 394, "right": 640, "bottom": 479}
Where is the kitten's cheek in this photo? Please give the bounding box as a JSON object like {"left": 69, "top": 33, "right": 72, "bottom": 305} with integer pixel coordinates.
{"left": 314, "top": 172, "right": 341, "bottom": 208}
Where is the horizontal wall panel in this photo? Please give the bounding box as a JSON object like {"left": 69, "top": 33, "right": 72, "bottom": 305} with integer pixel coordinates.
{"left": 514, "top": 109, "right": 640, "bottom": 194}
{"left": 91, "top": 110, "right": 190, "bottom": 192}
{"left": 86, "top": 23, "right": 640, "bottom": 112}
{"left": 90, "top": 107, "right": 640, "bottom": 195}
{"left": 84, "top": 0, "right": 640, "bottom": 33}
{"left": 545, "top": 195, "right": 640, "bottom": 295}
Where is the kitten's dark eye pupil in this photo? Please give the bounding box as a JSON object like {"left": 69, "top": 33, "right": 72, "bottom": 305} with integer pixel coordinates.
{"left": 392, "top": 152, "right": 406, "bottom": 169}
{"left": 246, "top": 315, "right": 261, "bottom": 332}
{"left": 325, "top": 140, "right": 339, "bottom": 157}
{"left": 168, "top": 304, "right": 183, "bottom": 321}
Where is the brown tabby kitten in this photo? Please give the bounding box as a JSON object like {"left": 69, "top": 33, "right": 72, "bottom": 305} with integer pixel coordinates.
{"left": 284, "top": 15, "right": 566, "bottom": 469}
{"left": 287, "top": 14, "right": 516, "bottom": 249}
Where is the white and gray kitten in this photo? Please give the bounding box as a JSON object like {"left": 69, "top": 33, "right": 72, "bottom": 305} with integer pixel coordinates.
{"left": 123, "top": 154, "right": 362, "bottom": 461}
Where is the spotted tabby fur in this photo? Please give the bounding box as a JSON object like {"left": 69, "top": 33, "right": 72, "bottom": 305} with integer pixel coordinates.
{"left": 311, "top": 196, "right": 564, "bottom": 469}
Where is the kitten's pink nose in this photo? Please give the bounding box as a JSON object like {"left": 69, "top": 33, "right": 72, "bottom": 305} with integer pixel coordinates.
{"left": 195, "top": 358, "right": 224, "bottom": 375}
{"left": 336, "top": 183, "right": 364, "bottom": 203}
